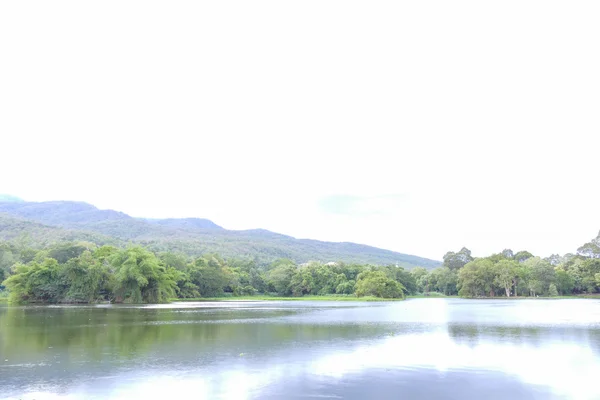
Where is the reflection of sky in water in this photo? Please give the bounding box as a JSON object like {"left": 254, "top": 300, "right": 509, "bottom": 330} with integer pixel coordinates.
{"left": 10, "top": 332, "right": 599, "bottom": 400}
{"left": 4, "top": 299, "right": 600, "bottom": 400}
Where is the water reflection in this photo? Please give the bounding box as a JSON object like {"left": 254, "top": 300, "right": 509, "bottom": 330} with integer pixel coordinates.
{"left": 2, "top": 299, "right": 600, "bottom": 399}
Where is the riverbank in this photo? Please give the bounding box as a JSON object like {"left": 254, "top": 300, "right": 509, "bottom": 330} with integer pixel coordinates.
{"left": 171, "top": 295, "right": 405, "bottom": 302}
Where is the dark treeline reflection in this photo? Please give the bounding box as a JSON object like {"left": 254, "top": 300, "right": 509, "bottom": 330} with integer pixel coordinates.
{"left": 0, "top": 305, "right": 396, "bottom": 364}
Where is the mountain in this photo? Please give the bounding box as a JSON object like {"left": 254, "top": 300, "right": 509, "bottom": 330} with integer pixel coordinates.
{"left": 0, "top": 213, "right": 118, "bottom": 246}
{"left": 0, "top": 199, "right": 441, "bottom": 269}
{"left": 145, "top": 218, "right": 223, "bottom": 230}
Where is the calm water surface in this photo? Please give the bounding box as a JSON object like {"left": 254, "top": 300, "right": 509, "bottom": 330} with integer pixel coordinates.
{"left": 2, "top": 298, "right": 600, "bottom": 399}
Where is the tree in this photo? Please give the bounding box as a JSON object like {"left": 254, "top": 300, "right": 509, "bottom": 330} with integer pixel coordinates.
{"left": 443, "top": 247, "right": 473, "bottom": 271}
{"left": 548, "top": 284, "right": 559, "bottom": 297}
{"left": 289, "top": 266, "right": 315, "bottom": 296}
{"left": 457, "top": 259, "right": 494, "bottom": 297}
{"left": 501, "top": 249, "right": 514, "bottom": 259}
{"left": 514, "top": 251, "right": 534, "bottom": 263}
{"left": 555, "top": 266, "right": 574, "bottom": 295}
{"left": 430, "top": 267, "right": 457, "bottom": 295}
{"left": 578, "top": 231, "right": 600, "bottom": 259}
{"left": 336, "top": 280, "right": 355, "bottom": 294}
{"left": 545, "top": 254, "right": 563, "bottom": 266}
{"left": 62, "top": 250, "right": 111, "bottom": 302}
{"left": 383, "top": 265, "right": 418, "bottom": 295}
{"left": 111, "top": 247, "right": 177, "bottom": 303}
{"left": 523, "top": 257, "right": 555, "bottom": 296}
{"left": 494, "top": 260, "right": 517, "bottom": 297}
{"left": 266, "top": 259, "right": 296, "bottom": 296}
{"left": 159, "top": 252, "right": 188, "bottom": 271}
{"left": 410, "top": 267, "right": 429, "bottom": 293}
{"left": 355, "top": 271, "right": 405, "bottom": 298}
{"left": 582, "top": 259, "right": 600, "bottom": 293}
{"left": 48, "top": 242, "right": 95, "bottom": 264}
{"left": 186, "top": 254, "right": 229, "bottom": 297}
{"left": 2, "top": 258, "right": 65, "bottom": 303}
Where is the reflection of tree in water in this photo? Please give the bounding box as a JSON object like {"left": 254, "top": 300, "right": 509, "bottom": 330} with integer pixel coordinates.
{"left": 446, "top": 323, "right": 600, "bottom": 353}
{"left": 1, "top": 306, "right": 401, "bottom": 367}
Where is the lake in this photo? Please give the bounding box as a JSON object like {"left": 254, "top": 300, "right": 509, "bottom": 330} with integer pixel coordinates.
{"left": 2, "top": 298, "right": 600, "bottom": 399}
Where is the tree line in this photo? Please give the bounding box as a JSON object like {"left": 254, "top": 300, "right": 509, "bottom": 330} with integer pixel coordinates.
{"left": 415, "top": 231, "right": 600, "bottom": 297}
{"left": 0, "top": 241, "right": 414, "bottom": 303}
{"left": 1, "top": 230, "right": 598, "bottom": 303}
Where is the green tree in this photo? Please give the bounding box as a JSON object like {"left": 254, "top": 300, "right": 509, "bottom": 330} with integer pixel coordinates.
{"left": 186, "top": 254, "right": 229, "bottom": 297}
{"left": 62, "top": 250, "right": 111, "bottom": 302}
{"left": 555, "top": 266, "right": 574, "bottom": 295}
{"left": 266, "top": 259, "right": 296, "bottom": 296}
{"left": 494, "top": 260, "right": 517, "bottom": 297}
{"left": 523, "top": 257, "right": 555, "bottom": 296}
{"left": 430, "top": 267, "right": 457, "bottom": 295}
{"left": 410, "top": 267, "right": 429, "bottom": 293}
{"left": 443, "top": 247, "right": 473, "bottom": 271}
{"left": 48, "top": 242, "right": 96, "bottom": 264}
{"left": 111, "top": 247, "right": 177, "bottom": 303}
{"left": 336, "top": 280, "right": 355, "bottom": 294}
{"left": 501, "top": 249, "right": 514, "bottom": 259}
{"left": 355, "top": 271, "right": 405, "bottom": 298}
{"left": 457, "top": 259, "right": 494, "bottom": 297}
{"left": 514, "top": 251, "right": 534, "bottom": 263}
{"left": 577, "top": 231, "right": 600, "bottom": 259}
{"left": 2, "top": 258, "right": 65, "bottom": 303}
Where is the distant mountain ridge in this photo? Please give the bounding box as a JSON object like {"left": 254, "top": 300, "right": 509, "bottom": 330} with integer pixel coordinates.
{"left": 0, "top": 199, "right": 441, "bottom": 269}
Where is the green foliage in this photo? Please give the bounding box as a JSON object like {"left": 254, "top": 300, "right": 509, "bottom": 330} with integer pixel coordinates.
{"left": 457, "top": 259, "right": 494, "bottom": 297}
{"left": 3, "top": 229, "right": 600, "bottom": 303}
{"left": 62, "top": 250, "right": 111, "bottom": 302}
{"left": 443, "top": 247, "right": 473, "bottom": 271}
{"left": 514, "top": 250, "right": 534, "bottom": 263}
{"left": 266, "top": 259, "right": 296, "bottom": 296}
{"left": 410, "top": 267, "right": 429, "bottom": 293}
{"left": 429, "top": 267, "right": 458, "bottom": 296}
{"left": 336, "top": 280, "right": 355, "bottom": 294}
{"left": 554, "top": 267, "right": 574, "bottom": 295}
{"left": 186, "top": 254, "right": 229, "bottom": 297}
{"left": 111, "top": 247, "right": 177, "bottom": 303}
{"left": 3, "top": 258, "right": 65, "bottom": 303}
{"left": 355, "top": 271, "right": 405, "bottom": 299}
{"left": 577, "top": 231, "right": 600, "bottom": 259}
{"left": 493, "top": 260, "right": 518, "bottom": 297}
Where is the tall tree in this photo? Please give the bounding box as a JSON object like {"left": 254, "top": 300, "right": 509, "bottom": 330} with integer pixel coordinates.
{"left": 514, "top": 251, "right": 534, "bottom": 263}
{"left": 443, "top": 247, "right": 473, "bottom": 271}
{"left": 111, "top": 247, "right": 177, "bottom": 303}
{"left": 494, "top": 260, "right": 517, "bottom": 297}
{"left": 578, "top": 231, "right": 600, "bottom": 259}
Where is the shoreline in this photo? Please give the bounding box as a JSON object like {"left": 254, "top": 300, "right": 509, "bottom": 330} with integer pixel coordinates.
{"left": 3, "top": 295, "right": 599, "bottom": 306}
{"left": 170, "top": 295, "right": 405, "bottom": 302}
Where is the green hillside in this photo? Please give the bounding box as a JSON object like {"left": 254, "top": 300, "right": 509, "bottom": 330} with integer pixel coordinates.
{"left": 0, "top": 213, "right": 119, "bottom": 246}
{"left": 0, "top": 200, "right": 440, "bottom": 268}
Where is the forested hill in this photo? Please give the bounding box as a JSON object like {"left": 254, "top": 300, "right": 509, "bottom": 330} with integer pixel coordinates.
{"left": 0, "top": 200, "right": 440, "bottom": 268}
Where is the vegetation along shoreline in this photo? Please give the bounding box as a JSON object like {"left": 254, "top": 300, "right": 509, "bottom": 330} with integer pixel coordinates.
{"left": 1, "top": 228, "right": 599, "bottom": 304}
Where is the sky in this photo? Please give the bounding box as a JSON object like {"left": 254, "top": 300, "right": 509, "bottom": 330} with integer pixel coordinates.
{"left": 1, "top": 1, "right": 599, "bottom": 261}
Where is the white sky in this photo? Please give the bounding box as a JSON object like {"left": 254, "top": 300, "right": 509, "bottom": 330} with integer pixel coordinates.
{"left": 1, "top": 1, "right": 599, "bottom": 260}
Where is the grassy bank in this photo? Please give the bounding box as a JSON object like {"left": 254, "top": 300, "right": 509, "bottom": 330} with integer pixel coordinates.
{"left": 170, "top": 295, "right": 404, "bottom": 302}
